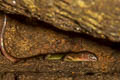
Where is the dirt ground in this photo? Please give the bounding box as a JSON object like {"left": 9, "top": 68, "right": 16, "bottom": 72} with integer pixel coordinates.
{"left": 0, "top": 12, "right": 120, "bottom": 80}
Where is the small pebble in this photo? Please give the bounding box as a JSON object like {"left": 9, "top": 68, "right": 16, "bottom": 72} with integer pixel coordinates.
{"left": 12, "top": 0, "right": 16, "bottom": 4}
{"left": 76, "top": 27, "right": 80, "bottom": 31}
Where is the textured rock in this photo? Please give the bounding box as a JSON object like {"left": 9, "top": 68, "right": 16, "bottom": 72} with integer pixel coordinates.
{"left": 0, "top": 0, "right": 120, "bottom": 41}
{"left": 0, "top": 12, "right": 120, "bottom": 79}
{"left": 0, "top": 1, "right": 120, "bottom": 79}
{"left": 0, "top": 13, "right": 120, "bottom": 73}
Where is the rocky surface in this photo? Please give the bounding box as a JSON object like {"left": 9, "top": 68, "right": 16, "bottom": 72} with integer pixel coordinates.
{"left": 0, "top": 12, "right": 120, "bottom": 79}
{"left": 0, "top": 0, "right": 120, "bottom": 41}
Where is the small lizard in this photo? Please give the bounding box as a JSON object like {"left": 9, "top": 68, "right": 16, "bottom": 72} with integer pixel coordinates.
{"left": 64, "top": 51, "right": 98, "bottom": 62}
{"left": 0, "top": 15, "right": 97, "bottom": 62}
